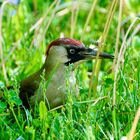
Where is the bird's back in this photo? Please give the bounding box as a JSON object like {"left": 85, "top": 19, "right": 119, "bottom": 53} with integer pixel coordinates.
{"left": 19, "top": 71, "right": 41, "bottom": 108}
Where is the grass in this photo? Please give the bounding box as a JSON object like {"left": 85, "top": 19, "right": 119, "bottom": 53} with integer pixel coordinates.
{"left": 0, "top": 0, "right": 140, "bottom": 139}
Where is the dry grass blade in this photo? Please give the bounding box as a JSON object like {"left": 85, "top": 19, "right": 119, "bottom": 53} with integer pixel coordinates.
{"left": 113, "top": 17, "right": 140, "bottom": 106}
{"left": 88, "top": 0, "right": 118, "bottom": 97}
{"left": 127, "top": 107, "right": 140, "bottom": 140}
{"left": 70, "top": 1, "right": 79, "bottom": 38}
{"left": 127, "top": 23, "right": 140, "bottom": 46}
{"left": 80, "top": 0, "right": 98, "bottom": 41}
{"left": 0, "top": 1, "right": 9, "bottom": 85}
{"left": 31, "top": 0, "right": 59, "bottom": 48}
{"left": 112, "top": 0, "right": 123, "bottom": 109}
{"left": 113, "top": 0, "right": 123, "bottom": 72}
{"left": 77, "top": 96, "right": 108, "bottom": 104}
{"left": 49, "top": 105, "right": 64, "bottom": 112}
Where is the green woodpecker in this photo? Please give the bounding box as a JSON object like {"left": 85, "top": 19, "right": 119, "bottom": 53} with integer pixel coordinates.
{"left": 19, "top": 38, "right": 114, "bottom": 109}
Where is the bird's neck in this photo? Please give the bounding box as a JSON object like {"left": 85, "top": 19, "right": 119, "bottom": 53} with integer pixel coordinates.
{"left": 40, "top": 58, "right": 66, "bottom": 80}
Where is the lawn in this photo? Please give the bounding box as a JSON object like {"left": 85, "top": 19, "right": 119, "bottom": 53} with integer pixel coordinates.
{"left": 0, "top": 0, "right": 140, "bottom": 139}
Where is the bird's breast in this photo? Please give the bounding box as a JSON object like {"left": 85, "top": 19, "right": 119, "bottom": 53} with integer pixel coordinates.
{"left": 30, "top": 66, "right": 67, "bottom": 109}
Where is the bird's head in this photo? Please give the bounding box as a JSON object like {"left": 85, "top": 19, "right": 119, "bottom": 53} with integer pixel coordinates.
{"left": 45, "top": 38, "right": 114, "bottom": 66}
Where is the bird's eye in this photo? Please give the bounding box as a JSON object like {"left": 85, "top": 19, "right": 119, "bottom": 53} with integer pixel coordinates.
{"left": 69, "top": 49, "right": 75, "bottom": 54}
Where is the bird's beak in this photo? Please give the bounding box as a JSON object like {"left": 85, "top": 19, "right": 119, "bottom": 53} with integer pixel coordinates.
{"left": 80, "top": 48, "right": 114, "bottom": 60}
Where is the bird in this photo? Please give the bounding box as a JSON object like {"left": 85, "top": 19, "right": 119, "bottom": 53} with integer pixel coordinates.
{"left": 19, "top": 38, "right": 114, "bottom": 109}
